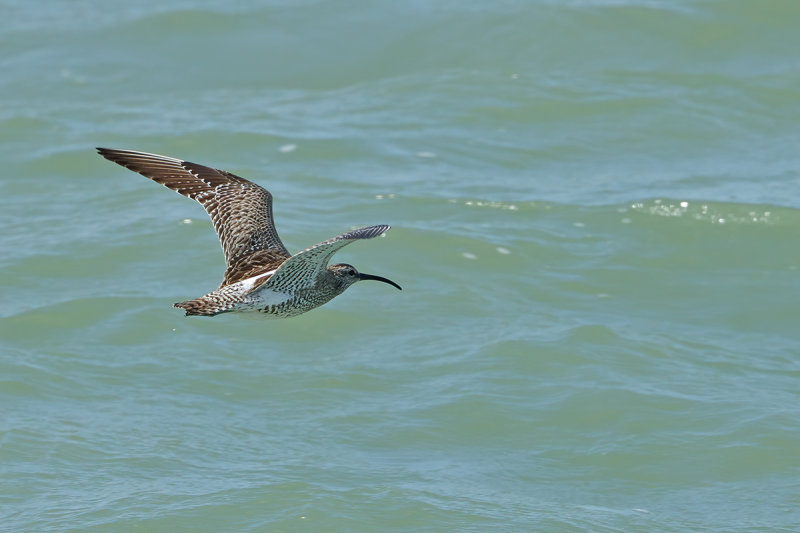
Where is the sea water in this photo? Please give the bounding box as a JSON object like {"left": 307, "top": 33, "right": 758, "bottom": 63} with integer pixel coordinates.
{"left": 1, "top": 1, "right": 799, "bottom": 531}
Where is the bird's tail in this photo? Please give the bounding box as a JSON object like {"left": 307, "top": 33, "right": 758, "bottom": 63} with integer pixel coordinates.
{"left": 174, "top": 295, "right": 232, "bottom": 317}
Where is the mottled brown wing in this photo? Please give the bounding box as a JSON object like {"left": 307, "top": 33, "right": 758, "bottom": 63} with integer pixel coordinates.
{"left": 261, "top": 225, "right": 390, "bottom": 292}
{"left": 220, "top": 248, "right": 287, "bottom": 288}
{"left": 97, "top": 148, "right": 291, "bottom": 282}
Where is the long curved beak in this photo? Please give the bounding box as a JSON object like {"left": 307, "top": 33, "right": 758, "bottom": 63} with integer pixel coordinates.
{"left": 358, "top": 273, "right": 402, "bottom": 290}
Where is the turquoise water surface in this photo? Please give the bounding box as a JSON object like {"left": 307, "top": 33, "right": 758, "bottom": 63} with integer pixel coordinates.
{"left": 2, "top": 1, "right": 799, "bottom": 531}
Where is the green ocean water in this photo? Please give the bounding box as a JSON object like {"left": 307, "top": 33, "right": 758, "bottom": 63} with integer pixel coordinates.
{"left": 2, "top": 0, "right": 800, "bottom": 531}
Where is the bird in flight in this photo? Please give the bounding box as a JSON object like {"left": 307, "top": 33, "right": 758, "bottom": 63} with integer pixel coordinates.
{"left": 97, "top": 148, "right": 401, "bottom": 318}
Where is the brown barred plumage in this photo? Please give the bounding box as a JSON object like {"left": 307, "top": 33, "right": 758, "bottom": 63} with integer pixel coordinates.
{"left": 97, "top": 148, "right": 400, "bottom": 318}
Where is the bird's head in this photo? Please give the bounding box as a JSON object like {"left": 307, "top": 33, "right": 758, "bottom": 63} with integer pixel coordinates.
{"left": 328, "top": 263, "right": 402, "bottom": 291}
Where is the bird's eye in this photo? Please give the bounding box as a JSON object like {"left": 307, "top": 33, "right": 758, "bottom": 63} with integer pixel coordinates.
{"left": 348, "top": 269, "right": 356, "bottom": 275}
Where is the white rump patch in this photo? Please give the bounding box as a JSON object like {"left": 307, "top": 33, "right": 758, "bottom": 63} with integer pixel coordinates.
{"left": 239, "top": 269, "right": 277, "bottom": 291}
{"left": 235, "top": 269, "right": 291, "bottom": 308}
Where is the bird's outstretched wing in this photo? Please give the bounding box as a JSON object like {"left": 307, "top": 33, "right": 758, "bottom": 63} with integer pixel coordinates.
{"left": 261, "top": 225, "right": 390, "bottom": 292}
{"left": 97, "top": 148, "right": 290, "bottom": 286}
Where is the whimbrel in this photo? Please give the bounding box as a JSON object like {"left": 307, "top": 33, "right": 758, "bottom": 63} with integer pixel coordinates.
{"left": 97, "top": 148, "right": 401, "bottom": 317}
